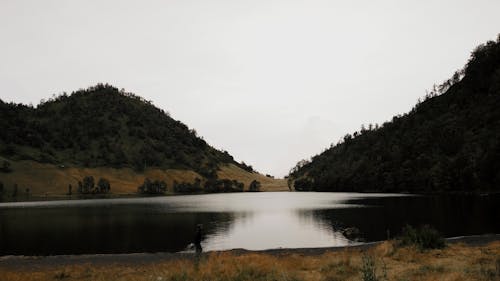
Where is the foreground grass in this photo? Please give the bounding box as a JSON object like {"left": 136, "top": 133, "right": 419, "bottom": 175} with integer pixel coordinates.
{"left": 1, "top": 241, "right": 499, "bottom": 281}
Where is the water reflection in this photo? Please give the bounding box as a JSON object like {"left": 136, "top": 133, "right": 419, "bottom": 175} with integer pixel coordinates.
{"left": 201, "top": 211, "right": 352, "bottom": 251}
{"left": 0, "top": 192, "right": 498, "bottom": 255}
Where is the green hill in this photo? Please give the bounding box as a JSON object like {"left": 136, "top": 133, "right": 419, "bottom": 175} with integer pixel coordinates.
{"left": 0, "top": 85, "right": 290, "bottom": 198}
{"left": 289, "top": 35, "right": 500, "bottom": 193}
{"left": 0, "top": 84, "right": 253, "bottom": 176}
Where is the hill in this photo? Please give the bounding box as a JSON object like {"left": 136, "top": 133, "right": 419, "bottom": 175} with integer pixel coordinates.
{"left": 289, "top": 35, "right": 500, "bottom": 193}
{"left": 0, "top": 85, "right": 287, "bottom": 198}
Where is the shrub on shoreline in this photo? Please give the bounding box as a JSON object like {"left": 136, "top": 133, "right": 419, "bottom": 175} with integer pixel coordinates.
{"left": 398, "top": 225, "right": 445, "bottom": 250}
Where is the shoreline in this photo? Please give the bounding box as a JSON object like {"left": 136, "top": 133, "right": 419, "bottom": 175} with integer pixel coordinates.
{"left": 2, "top": 234, "right": 499, "bottom": 281}
{"left": 1, "top": 234, "right": 498, "bottom": 267}
{"left": 2, "top": 190, "right": 499, "bottom": 204}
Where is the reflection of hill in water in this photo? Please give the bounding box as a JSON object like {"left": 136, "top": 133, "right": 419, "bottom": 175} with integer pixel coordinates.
{"left": 311, "top": 194, "right": 500, "bottom": 242}
{"left": 0, "top": 207, "right": 235, "bottom": 255}
{"left": 1, "top": 193, "right": 499, "bottom": 255}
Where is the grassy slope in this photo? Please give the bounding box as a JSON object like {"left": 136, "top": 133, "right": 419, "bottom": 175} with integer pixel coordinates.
{"left": 1, "top": 240, "right": 498, "bottom": 281}
{"left": 0, "top": 158, "right": 288, "bottom": 198}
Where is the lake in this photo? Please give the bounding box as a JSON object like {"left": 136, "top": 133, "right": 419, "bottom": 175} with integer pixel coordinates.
{"left": 0, "top": 192, "right": 498, "bottom": 255}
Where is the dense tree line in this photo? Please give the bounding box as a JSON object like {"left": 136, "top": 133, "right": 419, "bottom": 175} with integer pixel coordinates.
{"left": 289, "top": 35, "right": 500, "bottom": 193}
{"left": 0, "top": 84, "right": 247, "bottom": 177}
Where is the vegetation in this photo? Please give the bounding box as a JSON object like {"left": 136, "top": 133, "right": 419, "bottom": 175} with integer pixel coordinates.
{"left": 0, "top": 84, "right": 246, "bottom": 178}
{"left": 203, "top": 178, "right": 244, "bottom": 193}
{"left": 12, "top": 184, "right": 17, "bottom": 197}
{"left": 77, "top": 176, "right": 110, "bottom": 194}
{"left": 173, "top": 179, "right": 203, "bottom": 193}
{"left": 137, "top": 178, "right": 167, "bottom": 194}
{"left": 248, "top": 180, "right": 261, "bottom": 192}
{"left": 0, "top": 160, "right": 11, "bottom": 173}
{"left": 1, "top": 240, "right": 499, "bottom": 281}
{"left": 289, "top": 35, "right": 500, "bottom": 192}
{"left": 361, "top": 254, "right": 387, "bottom": 281}
{"left": 171, "top": 178, "right": 245, "bottom": 193}
{"left": 398, "top": 225, "right": 445, "bottom": 250}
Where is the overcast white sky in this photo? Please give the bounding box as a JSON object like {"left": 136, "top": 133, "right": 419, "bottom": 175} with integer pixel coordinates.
{"left": 1, "top": 0, "right": 499, "bottom": 177}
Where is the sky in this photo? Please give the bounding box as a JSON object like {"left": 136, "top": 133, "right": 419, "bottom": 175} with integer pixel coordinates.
{"left": 1, "top": 0, "right": 499, "bottom": 177}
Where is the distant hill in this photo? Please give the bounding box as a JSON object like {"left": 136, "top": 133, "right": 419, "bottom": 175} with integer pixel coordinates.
{"left": 289, "top": 35, "right": 500, "bottom": 193}
{"left": 0, "top": 85, "right": 287, "bottom": 197}
{"left": 0, "top": 84, "right": 253, "bottom": 175}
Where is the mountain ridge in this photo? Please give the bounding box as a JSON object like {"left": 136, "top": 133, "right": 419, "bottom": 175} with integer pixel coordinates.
{"left": 289, "top": 35, "right": 500, "bottom": 192}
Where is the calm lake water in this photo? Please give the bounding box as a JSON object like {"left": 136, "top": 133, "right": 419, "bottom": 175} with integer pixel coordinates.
{"left": 0, "top": 192, "right": 499, "bottom": 255}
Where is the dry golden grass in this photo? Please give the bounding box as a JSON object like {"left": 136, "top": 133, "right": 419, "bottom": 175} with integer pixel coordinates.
{"left": 216, "top": 164, "right": 289, "bottom": 192}
{"left": 0, "top": 159, "right": 288, "bottom": 197}
{"left": 1, "top": 241, "right": 499, "bottom": 281}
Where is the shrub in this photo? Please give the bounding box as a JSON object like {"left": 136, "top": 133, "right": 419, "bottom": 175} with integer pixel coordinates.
{"left": 398, "top": 225, "right": 445, "bottom": 250}
{"left": 203, "top": 179, "right": 244, "bottom": 193}
{"left": 138, "top": 178, "right": 167, "bottom": 194}
{"left": 0, "top": 160, "right": 12, "bottom": 173}
{"left": 248, "top": 180, "right": 261, "bottom": 192}
{"left": 293, "top": 178, "right": 314, "bottom": 191}
{"left": 12, "top": 184, "right": 18, "bottom": 197}
{"left": 96, "top": 178, "right": 111, "bottom": 193}
{"left": 77, "top": 176, "right": 111, "bottom": 194}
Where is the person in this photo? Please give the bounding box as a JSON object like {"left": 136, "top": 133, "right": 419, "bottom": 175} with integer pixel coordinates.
{"left": 194, "top": 224, "right": 203, "bottom": 253}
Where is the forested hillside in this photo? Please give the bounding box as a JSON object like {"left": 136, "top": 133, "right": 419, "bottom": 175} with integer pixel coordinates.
{"left": 0, "top": 84, "right": 253, "bottom": 178}
{"left": 289, "top": 35, "right": 500, "bottom": 192}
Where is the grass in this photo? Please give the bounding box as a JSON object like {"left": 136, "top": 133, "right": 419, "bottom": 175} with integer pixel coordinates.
{"left": 0, "top": 159, "right": 288, "bottom": 200}
{"left": 1, "top": 240, "right": 499, "bottom": 281}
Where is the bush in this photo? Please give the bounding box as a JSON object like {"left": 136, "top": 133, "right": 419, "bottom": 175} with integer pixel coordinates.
{"left": 203, "top": 179, "right": 244, "bottom": 193}
{"left": 294, "top": 178, "right": 314, "bottom": 191}
{"left": 0, "top": 160, "right": 12, "bottom": 173}
{"left": 398, "top": 225, "right": 445, "bottom": 250}
{"left": 173, "top": 179, "right": 202, "bottom": 193}
{"left": 78, "top": 176, "right": 111, "bottom": 194}
{"left": 248, "top": 180, "right": 261, "bottom": 192}
{"left": 12, "top": 184, "right": 18, "bottom": 197}
{"left": 96, "top": 178, "right": 111, "bottom": 193}
{"left": 138, "top": 178, "right": 167, "bottom": 194}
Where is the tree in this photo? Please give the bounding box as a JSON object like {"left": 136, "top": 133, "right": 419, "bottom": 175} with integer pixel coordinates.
{"left": 77, "top": 176, "right": 98, "bottom": 194}
{"left": 294, "top": 178, "right": 314, "bottom": 191}
{"left": 0, "top": 160, "right": 11, "bottom": 173}
{"left": 138, "top": 178, "right": 167, "bottom": 194}
{"left": 97, "top": 178, "right": 111, "bottom": 193}
{"left": 287, "top": 35, "right": 500, "bottom": 193}
{"left": 0, "top": 84, "right": 245, "bottom": 179}
{"left": 12, "top": 184, "right": 18, "bottom": 197}
{"left": 248, "top": 180, "right": 261, "bottom": 192}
